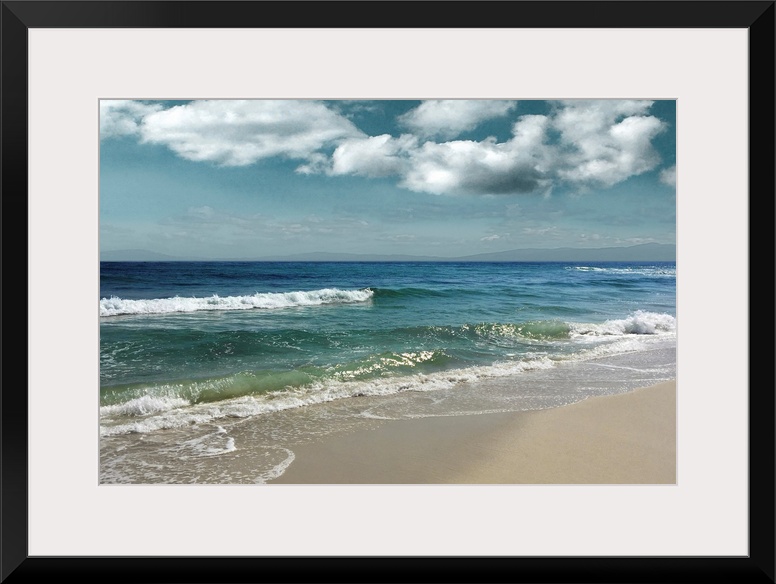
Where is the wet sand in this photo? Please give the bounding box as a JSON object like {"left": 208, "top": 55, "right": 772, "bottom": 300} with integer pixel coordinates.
{"left": 270, "top": 380, "right": 676, "bottom": 484}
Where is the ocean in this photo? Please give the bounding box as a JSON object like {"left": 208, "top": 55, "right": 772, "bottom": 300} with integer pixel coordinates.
{"left": 99, "top": 261, "right": 676, "bottom": 484}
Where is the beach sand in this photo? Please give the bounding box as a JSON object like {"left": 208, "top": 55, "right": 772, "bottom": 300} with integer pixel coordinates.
{"left": 270, "top": 380, "right": 676, "bottom": 484}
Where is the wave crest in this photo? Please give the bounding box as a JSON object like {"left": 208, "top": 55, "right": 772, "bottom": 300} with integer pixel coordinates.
{"left": 570, "top": 310, "right": 676, "bottom": 336}
{"left": 100, "top": 288, "right": 374, "bottom": 316}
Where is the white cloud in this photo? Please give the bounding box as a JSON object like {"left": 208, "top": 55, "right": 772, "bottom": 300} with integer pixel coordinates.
{"left": 660, "top": 165, "right": 676, "bottom": 187}
{"left": 319, "top": 101, "right": 666, "bottom": 196}
{"left": 480, "top": 234, "right": 501, "bottom": 241}
{"left": 323, "top": 114, "right": 555, "bottom": 196}
{"left": 401, "top": 135, "right": 550, "bottom": 195}
{"left": 100, "top": 100, "right": 163, "bottom": 138}
{"left": 329, "top": 134, "right": 417, "bottom": 177}
{"left": 552, "top": 100, "right": 666, "bottom": 187}
{"left": 399, "top": 100, "right": 517, "bottom": 140}
{"left": 108, "top": 99, "right": 669, "bottom": 197}
{"left": 139, "top": 100, "right": 364, "bottom": 166}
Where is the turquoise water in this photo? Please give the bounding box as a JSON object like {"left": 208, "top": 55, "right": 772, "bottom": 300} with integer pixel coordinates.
{"left": 99, "top": 261, "right": 676, "bottom": 483}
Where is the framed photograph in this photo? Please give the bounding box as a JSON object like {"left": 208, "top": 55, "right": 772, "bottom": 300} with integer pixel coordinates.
{"left": 5, "top": 1, "right": 774, "bottom": 582}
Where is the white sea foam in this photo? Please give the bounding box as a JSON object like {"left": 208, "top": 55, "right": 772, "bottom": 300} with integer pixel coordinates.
{"left": 254, "top": 448, "right": 296, "bottom": 484}
{"left": 569, "top": 310, "right": 676, "bottom": 337}
{"left": 570, "top": 266, "right": 676, "bottom": 276}
{"left": 99, "top": 288, "right": 374, "bottom": 316}
{"left": 175, "top": 428, "right": 237, "bottom": 458}
{"left": 99, "top": 355, "right": 558, "bottom": 435}
{"left": 100, "top": 395, "right": 190, "bottom": 416}
{"left": 575, "top": 334, "right": 675, "bottom": 360}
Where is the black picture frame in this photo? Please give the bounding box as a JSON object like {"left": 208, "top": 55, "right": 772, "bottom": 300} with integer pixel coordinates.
{"left": 2, "top": 2, "right": 773, "bottom": 582}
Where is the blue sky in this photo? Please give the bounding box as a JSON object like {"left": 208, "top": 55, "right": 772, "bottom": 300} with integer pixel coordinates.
{"left": 100, "top": 99, "right": 676, "bottom": 259}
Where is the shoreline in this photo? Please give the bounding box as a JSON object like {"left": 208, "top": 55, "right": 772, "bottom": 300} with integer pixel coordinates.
{"left": 270, "top": 380, "right": 676, "bottom": 485}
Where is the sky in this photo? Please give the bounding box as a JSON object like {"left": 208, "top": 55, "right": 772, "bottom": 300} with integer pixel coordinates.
{"left": 99, "top": 99, "right": 676, "bottom": 259}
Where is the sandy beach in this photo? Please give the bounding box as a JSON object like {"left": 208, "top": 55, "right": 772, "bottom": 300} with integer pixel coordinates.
{"left": 270, "top": 380, "right": 676, "bottom": 485}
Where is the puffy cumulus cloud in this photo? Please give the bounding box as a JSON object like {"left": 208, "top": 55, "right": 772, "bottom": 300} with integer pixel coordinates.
{"left": 109, "top": 99, "right": 669, "bottom": 197}
{"left": 329, "top": 134, "right": 418, "bottom": 177}
{"left": 326, "top": 114, "right": 555, "bottom": 196}
{"left": 660, "top": 165, "right": 676, "bottom": 187}
{"left": 552, "top": 100, "right": 666, "bottom": 187}
{"left": 401, "top": 136, "right": 551, "bottom": 195}
{"left": 552, "top": 100, "right": 653, "bottom": 142}
{"left": 402, "top": 115, "right": 554, "bottom": 195}
{"left": 100, "top": 100, "right": 163, "bottom": 138}
{"left": 398, "top": 100, "right": 517, "bottom": 140}
{"left": 138, "top": 100, "right": 364, "bottom": 166}
{"left": 315, "top": 101, "right": 666, "bottom": 196}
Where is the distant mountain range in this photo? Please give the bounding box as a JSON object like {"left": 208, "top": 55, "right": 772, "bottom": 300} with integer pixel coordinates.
{"left": 100, "top": 243, "right": 676, "bottom": 262}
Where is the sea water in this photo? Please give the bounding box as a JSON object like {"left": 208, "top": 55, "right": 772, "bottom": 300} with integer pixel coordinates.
{"left": 99, "top": 261, "right": 676, "bottom": 483}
